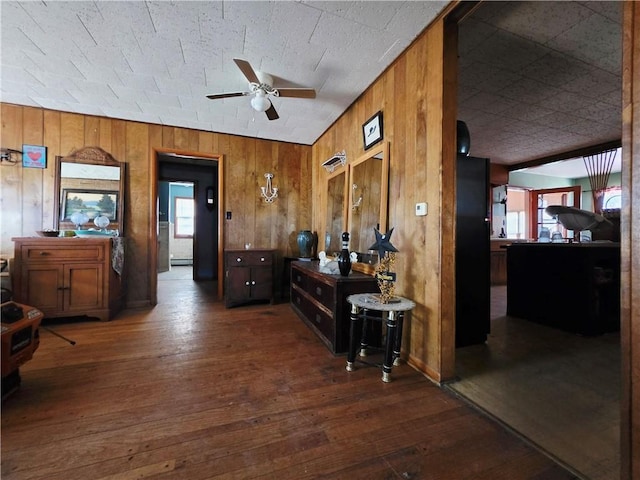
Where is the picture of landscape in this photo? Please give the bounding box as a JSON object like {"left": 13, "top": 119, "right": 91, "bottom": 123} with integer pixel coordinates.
{"left": 61, "top": 189, "right": 118, "bottom": 221}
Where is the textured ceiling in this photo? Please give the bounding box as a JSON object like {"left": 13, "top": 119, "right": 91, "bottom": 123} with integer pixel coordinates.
{"left": 0, "top": 1, "right": 446, "bottom": 146}
{"left": 0, "top": 1, "right": 623, "bottom": 174}
{"left": 458, "top": 1, "right": 622, "bottom": 168}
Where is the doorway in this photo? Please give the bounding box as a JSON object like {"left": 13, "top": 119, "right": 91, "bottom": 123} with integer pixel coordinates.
{"left": 448, "top": 2, "right": 623, "bottom": 479}
{"left": 151, "top": 150, "right": 224, "bottom": 303}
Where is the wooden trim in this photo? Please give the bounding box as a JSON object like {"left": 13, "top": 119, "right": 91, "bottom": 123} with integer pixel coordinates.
{"left": 620, "top": 2, "right": 638, "bottom": 478}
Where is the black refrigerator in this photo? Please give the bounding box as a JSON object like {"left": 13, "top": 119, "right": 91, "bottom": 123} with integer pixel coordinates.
{"left": 455, "top": 154, "right": 490, "bottom": 347}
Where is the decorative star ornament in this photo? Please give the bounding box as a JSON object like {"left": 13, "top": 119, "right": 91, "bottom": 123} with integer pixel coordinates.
{"left": 368, "top": 227, "right": 398, "bottom": 260}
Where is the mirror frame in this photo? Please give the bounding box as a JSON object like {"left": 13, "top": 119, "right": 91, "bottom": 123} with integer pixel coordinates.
{"left": 53, "top": 146, "right": 126, "bottom": 235}
{"left": 348, "top": 141, "right": 390, "bottom": 274}
{"left": 323, "top": 167, "right": 349, "bottom": 255}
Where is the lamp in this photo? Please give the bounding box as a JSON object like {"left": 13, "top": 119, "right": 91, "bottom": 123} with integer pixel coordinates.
{"left": 322, "top": 151, "right": 347, "bottom": 173}
{"left": 352, "top": 184, "right": 362, "bottom": 210}
{"left": 251, "top": 90, "right": 271, "bottom": 112}
{"left": 260, "top": 173, "right": 278, "bottom": 203}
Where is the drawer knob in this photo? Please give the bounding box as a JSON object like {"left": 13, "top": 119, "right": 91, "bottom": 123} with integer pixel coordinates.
{"left": 39, "top": 251, "right": 49, "bottom": 256}
{"left": 236, "top": 258, "right": 242, "bottom": 262}
{"left": 260, "top": 257, "right": 265, "bottom": 262}
{"left": 316, "top": 287, "right": 322, "bottom": 296}
{"left": 245, "top": 281, "right": 250, "bottom": 286}
{"left": 251, "top": 281, "right": 256, "bottom": 285}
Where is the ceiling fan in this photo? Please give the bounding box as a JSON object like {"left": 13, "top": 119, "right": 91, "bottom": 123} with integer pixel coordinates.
{"left": 206, "top": 58, "right": 316, "bottom": 120}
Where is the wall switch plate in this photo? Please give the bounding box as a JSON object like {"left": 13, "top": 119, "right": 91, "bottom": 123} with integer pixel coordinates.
{"left": 415, "top": 202, "right": 427, "bottom": 216}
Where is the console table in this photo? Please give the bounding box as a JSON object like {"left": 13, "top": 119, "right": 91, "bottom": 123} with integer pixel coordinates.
{"left": 290, "top": 261, "right": 379, "bottom": 354}
{"left": 346, "top": 293, "right": 416, "bottom": 383}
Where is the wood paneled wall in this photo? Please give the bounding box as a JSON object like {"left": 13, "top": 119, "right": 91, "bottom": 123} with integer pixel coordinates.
{"left": 0, "top": 105, "right": 312, "bottom": 307}
{"left": 312, "top": 11, "right": 458, "bottom": 383}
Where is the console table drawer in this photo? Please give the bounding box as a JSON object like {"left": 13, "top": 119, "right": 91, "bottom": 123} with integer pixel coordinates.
{"left": 305, "top": 276, "right": 334, "bottom": 306}
{"left": 292, "top": 289, "right": 334, "bottom": 343}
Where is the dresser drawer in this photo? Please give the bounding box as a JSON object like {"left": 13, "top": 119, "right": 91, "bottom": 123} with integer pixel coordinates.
{"left": 21, "top": 244, "right": 104, "bottom": 262}
{"left": 225, "top": 251, "right": 273, "bottom": 267}
{"left": 292, "top": 289, "right": 334, "bottom": 343}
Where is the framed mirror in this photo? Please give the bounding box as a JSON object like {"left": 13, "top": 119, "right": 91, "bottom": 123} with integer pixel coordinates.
{"left": 348, "top": 141, "right": 389, "bottom": 274}
{"left": 324, "top": 168, "right": 349, "bottom": 256}
{"left": 53, "top": 147, "right": 126, "bottom": 235}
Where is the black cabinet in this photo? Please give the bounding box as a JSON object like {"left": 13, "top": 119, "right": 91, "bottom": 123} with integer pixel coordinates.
{"left": 224, "top": 249, "right": 275, "bottom": 307}
{"left": 455, "top": 154, "right": 490, "bottom": 347}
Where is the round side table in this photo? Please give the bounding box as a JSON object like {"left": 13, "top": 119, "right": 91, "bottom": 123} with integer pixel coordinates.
{"left": 346, "top": 293, "right": 416, "bottom": 382}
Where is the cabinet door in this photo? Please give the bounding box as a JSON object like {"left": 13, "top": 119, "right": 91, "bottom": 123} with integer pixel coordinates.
{"left": 226, "top": 267, "right": 250, "bottom": 304}
{"left": 250, "top": 266, "right": 272, "bottom": 301}
{"left": 65, "top": 263, "right": 104, "bottom": 312}
{"left": 21, "top": 264, "right": 64, "bottom": 314}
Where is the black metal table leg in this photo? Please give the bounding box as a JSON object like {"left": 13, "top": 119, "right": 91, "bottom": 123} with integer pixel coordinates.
{"left": 393, "top": 311, "right": 404, "bottom": 366}
{"left": 359, "top": 308, "right": 369, "bottom": 357}
{"left": 382, "top": 311, "right": 397, "bottom": 383}
{"left": 346, "top": 303, "right": 362, "bottom": 372}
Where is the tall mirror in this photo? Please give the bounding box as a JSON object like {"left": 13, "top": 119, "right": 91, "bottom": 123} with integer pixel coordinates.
{"left": 348, "top": 141, "right": 389, "bottom": 274}
{"left": 324, "top": 168, "right": 349, "bottom": 255}
{"left": 53, "top": 146, "right": 126, "bottom": 235}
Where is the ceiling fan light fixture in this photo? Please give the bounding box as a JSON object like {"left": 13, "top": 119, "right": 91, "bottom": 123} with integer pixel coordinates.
{"left": 251, "top": 91, "right": 271, "bottom": 112}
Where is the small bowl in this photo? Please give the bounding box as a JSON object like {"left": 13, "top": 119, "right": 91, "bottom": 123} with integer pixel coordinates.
{"left": 37, "top": 230, "right": 60, "bottom": 237}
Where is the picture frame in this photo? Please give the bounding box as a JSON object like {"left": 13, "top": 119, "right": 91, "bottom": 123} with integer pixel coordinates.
{"left": 362, "top": 111, "right": 383, "bottom": 150}
{"left": 61, "top": 189, "right": 118, "bottom": 221}
{"left": 22, "top": 144, "right": 47, "bottom": 169}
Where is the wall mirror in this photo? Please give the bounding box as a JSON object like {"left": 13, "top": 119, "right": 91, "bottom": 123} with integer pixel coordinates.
{"left": 53, "top": 146, "right": 126, "bottom": 235}
{"left": 324, "top": 168, "right": 349, "bottom": 255}
{"left": 348, "top": 141, "right": 389, "bottom": 274}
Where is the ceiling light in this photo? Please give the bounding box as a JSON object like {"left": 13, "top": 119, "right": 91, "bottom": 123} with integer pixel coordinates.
{"left": 251, "top": 91, "right": 271, "bottom": 112}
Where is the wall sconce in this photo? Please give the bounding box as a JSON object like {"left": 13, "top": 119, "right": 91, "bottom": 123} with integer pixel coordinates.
{"left": 352, "top": 184, "right": 363, "bottom": 210}
{"left": 206, "top": 186, "right": 215, "bottom": 210}
{"left": 260, "top": 173, "right": 278, "bottom": 203}
{"left": 0, "top": 148, "right": 22, "bottom": 165}
{"left": 322, "top": 151, "right": 347, "bottom": 173}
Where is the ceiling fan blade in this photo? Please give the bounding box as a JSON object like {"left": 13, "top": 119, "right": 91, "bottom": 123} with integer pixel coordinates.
{"left": 277, "top": 88, "right": 316, "bottom": 99}
{"left": 265, "top": 104, "right": 279, "bottom": 121}
{"left": 206, "top": 92, "right": 249, "bottom": 100}
{"left": 233, "top": 58, "right": 260, "bottom": 84}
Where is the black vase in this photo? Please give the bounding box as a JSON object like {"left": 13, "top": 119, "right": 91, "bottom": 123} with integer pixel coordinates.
{"left": 337, "top": 232, "right": 351, "bottom": 277}
{"left": 297, "top": 230, "right": 313, "bottom": 258}
{"left": 457, "top": 120, "right": 470, "bottom": 156}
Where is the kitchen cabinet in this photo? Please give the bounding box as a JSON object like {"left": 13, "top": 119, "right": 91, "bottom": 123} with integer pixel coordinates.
{"left": 290, "top": 261, "right": 379, "bottom": 354}
{"left": 12, "top": 237, "right": 123, "bottom": 321}
{"left": 224, "top": 249, "right": 275, "bottom": 307}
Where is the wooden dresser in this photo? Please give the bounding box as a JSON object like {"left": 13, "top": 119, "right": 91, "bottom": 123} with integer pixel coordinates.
{"left": 290, "top": 261, "right": 379, "bottom": 354}
{"left": 12, "top": 237, "right": 123, "bottom": 321}
{"left": 224, "top": 249, "right": 275, "bottom": 307}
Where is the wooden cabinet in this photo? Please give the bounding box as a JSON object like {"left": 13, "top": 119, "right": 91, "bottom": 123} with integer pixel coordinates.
{"left": 490, "top": 240, "right": 511, "bottom": 285}
{"left": 290, "top": 261, "right": 379, "bottom": 354}
{"left": 224, "top": 249, "right": 275, "bottom": 307}
{"left": 12, "top": 237, "right": 123, "bottom": 321}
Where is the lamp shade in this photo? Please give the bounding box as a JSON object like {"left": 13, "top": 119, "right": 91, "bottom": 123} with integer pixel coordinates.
{"left": 251, "top": 91, "right": 271, "bottom": 112}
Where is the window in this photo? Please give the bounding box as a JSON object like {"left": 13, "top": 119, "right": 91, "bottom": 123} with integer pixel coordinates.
{"left": 603, "top": 186, "right": 621, "bottom": 209}
{"left": 174, "top": 197, "right": 194, "bottom": 238}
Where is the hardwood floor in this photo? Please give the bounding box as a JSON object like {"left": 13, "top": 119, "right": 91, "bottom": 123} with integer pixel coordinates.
{"left": 448, "top": 286, "right": 620, "bottom": 480}
{"left": 1, "top": 276, "right": 576, "bottom": 480}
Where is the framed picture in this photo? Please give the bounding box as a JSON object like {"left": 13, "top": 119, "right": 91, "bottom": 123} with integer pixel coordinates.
{"left": 22, "top": 144, "right": 47, "bottom": 169}
{"left": 61, "top": 189, "right": 118, "bottom": 221}
{"left": 362, "top": 111, "right": 383, "bottom": 150}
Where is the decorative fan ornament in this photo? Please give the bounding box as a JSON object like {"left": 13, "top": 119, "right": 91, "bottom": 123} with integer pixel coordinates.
{"left": 206, "top": 59, "right": 316, "bottom": 121}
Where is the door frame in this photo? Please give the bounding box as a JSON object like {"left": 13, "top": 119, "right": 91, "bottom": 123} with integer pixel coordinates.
{"left": 149, "top": 148, "right": 224, "bottom": 304}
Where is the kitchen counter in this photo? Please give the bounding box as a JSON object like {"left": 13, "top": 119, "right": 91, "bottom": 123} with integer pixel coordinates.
{"left": 505, "top": 242, "right": 620, "bottom": 335}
